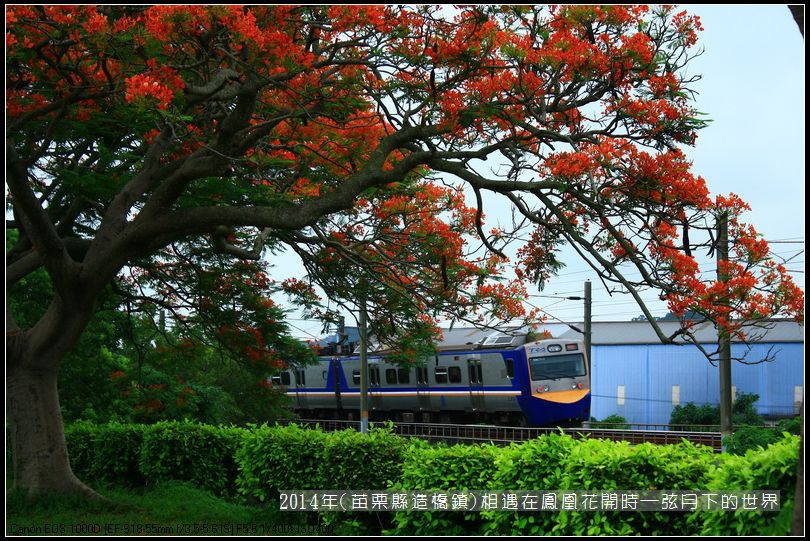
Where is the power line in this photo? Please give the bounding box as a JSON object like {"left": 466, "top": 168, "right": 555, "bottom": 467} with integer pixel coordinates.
{"left": 590, "top": 393, "right": 797, "bottom": 411}
{"left": 286, "top": 322, "right": 322, "bottom": 340}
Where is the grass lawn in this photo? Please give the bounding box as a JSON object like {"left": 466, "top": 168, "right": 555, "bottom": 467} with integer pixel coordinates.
{"left": 6, "top": 481, "right": 333, "bottom": 536}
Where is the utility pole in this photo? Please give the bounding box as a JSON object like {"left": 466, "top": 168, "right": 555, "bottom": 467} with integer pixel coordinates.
{"left": 562, "top": 282, "right": 593, "bottom": 427}
{"left": 716, "top": 212, "right": 733, "bottom": 446}
{"left": 336, "top": 315, "right": 346, "bottom": 355}
{"left": 584, "top": 280, "right": 592, "bottom": 375}
{"left": 358, "top": 296, "right": 369, "bottom": 434}
{"left": 334, "top": 315, "right": 345, "bottom": 413}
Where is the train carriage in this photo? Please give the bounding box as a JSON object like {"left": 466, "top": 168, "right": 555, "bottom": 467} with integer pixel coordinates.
{"left": 273, "top": 329, "right": 591, "bottom": 427}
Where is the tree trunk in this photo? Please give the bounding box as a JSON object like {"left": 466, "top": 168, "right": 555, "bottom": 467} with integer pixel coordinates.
{"left": 7, "top": 347, "right": 99, "bottom": 499}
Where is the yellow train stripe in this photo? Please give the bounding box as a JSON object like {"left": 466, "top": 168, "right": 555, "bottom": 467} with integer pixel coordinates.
{"left": 531, "top": 389, "right": 589, "bottom": 403}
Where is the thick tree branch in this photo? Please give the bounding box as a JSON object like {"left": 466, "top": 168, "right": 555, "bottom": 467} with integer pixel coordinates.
{"left": 6, "top": 141, "right": 80, "bottom": 297}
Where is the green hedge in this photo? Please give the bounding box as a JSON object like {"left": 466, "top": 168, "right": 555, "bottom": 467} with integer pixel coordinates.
{"left": 482, "top": 433, "right": 579, "bottom": 535}
{"left": 139, "top": 421, "right": 246, "bottom": 497}
{"left": 696, "top": 434, "right": 800, "bottom": 536}
{"left": 235, "top": 423, "right": 406, "bottom": 503}
{"left": 65, "top": 421, "right": 146, "bottom": 487}
{"left": 553, "top": 438, "right": 715, "bottom": 535}
{"left": 235, "top": 424, "right": 328, "bottom": 502}
{"left": 62, "top": 421, "right": 800, "bottom": 536}
{"left": 319, "top": 425, "right": 407, "bottom": 489}
{"left": 386, "top": 442, "right": 500, "bottom": 535}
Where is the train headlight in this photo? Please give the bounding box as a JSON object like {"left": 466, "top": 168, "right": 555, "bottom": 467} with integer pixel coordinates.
{"left": 577, "top": 382, "right": 584, "bottom": 389}
{"left": 571, "top": 383, "right": 578, "bottom": 390}
{"left": 543, "top": 385, "right": 550, "bottom": 392}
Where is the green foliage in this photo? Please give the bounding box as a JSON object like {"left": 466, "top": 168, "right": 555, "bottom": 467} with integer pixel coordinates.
{"left": 316, "top": 425, "right": 408, "bottom": 535}
{"left": 483, "top": 433, "right": 577, "bottom": 535}
{"left": 319, "top": 425, "right": 407, "bottom": 488}
{"left": 723, "top": 426, "right": 782, "bottom": 456}
{"left": 235, "top": 423, "right": 406, "bottom": 506}
{"left": 721, "top": 416, "right": 801, "bottom": 456}
{"left": 776, "top": 416, "right": 802, "bottom": 435}
{"left": 386, "top": 442, "right": 500, "bottom": 535}
{"left": 61, "top": 421, "right": 800, "bottom": 536}
{"left": 139, "top": 422, "right": 246, "bottom": 497}
{"left": 696, "top": 435, "right": 799, "bottom": 536}
{"left": 236, "top": 424, "right": 329, "bottom": 502}
{"left": 59, "top": 346, "right": 132, "bottom": 423}
{"left": 669, "top": 402, "right": 720, "bottom": 430}
{"left": 9, "top": 226, "right": 315, "bottom": 428}
{"left": 590, "top": 415, "right": 630, "bottom": 429}
{"left": 65, "top": 421, "right": 146, "bottom": 488}
{"left": 555, "top": 438, "right": 715, "bottom": 535}
{"left": 730, "top": 393, "right": 767, "bottom": 426}
{"left": 669, "top": 392, "right": 766, "bottom": 431}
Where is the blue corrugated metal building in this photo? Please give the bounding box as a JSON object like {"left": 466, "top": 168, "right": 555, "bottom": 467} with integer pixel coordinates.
{"left": 577, "top": 320, "right": 804, "bottom": 424}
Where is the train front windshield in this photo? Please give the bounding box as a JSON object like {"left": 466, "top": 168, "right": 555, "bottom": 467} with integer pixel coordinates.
{"left": 529, "top": 353, "right": 586, "bottom": 381}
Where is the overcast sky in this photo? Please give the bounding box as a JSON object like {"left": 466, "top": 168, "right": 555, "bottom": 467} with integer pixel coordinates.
{"left": 274, "top": 5, "right": 805, "bottom": 338}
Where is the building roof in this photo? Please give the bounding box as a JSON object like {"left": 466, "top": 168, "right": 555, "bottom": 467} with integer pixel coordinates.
{"left": 565, "top": 319, "right": 804, "bottom": 345}
{"left": 411, "top": 319, "right": 803, "bottom": 351}
{"left": 323, "top": 319, "right": 802, "bottom": 354}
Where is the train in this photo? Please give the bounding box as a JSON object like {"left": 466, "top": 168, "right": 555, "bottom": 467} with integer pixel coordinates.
{"left": 270, "top": 329, "right": 591, "bottom": 426}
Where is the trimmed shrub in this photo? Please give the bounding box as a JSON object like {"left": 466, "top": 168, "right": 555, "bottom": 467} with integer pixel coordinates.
{"left": 65, "top": 421, "right": 146, "bottom": 488}
{"left": 386, "top": 442, "right": 500, "bottom": 535}
{"left": 482, "top": 433, "right": 578, "bottom": 535}
{"left": 61, "top": 420, "right": 800, "bottom": 536}
{"left": 64, "top": 421, "right": 98, "bottom": 483}
{"left": 696, "top": 434, "right": 800, "bottom": 536}
{"left": 319, "top": 425, "right": 407, "bottom": 489}
{"left": 554, "top": 438, "right": 715, "bottom": 535}
{"left": 139, "top": 421, "right": 246, "bottom": 497}
{"left": 236, "top": 424, "right": 329, "bottom": 502}
{"left": 590, "top": 414, "right": 630, "bottom": 429}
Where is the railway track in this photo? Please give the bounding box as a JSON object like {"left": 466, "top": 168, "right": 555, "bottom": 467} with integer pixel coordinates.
{"left": 277, "top": 418, "right": 723, "bottom": 451}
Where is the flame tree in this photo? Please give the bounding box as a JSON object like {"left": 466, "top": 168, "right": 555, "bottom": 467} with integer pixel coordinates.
{"left": 6, "top": 5, "right": 802, "bottom": 497}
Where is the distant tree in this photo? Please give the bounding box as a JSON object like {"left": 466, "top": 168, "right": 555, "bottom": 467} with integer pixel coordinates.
{"left": 669, "top": 392, "right": 766, "bottom": 430}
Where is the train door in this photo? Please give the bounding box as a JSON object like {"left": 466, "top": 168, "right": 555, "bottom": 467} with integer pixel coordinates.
{"left": 332, "top": 359, "right": 343, "bottom": 414}
{"left": 294, "top": 368, "right": 308, "bottom": 409}
{"left": 416, "top": 365, "right": 431, "bottom": 413}
{"left": 369, "top": 364, "right": 383, "bottom": 411}
{"left": 467, "top": 356, "right": 485, "bottom": 412}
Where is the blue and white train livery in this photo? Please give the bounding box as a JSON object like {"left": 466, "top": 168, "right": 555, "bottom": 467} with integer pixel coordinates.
{"left": 271, "top": 331, "right": 590, "bottom": 427}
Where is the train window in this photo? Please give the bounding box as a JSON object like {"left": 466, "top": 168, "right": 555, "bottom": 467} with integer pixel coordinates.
{"left": 386, "top": 368, "right": 398, "bottom": 385}
{"left": 435, "top": 367, "right": 448, "bottom": 384}
{"left": 352, "top": 370, "right": 360, "bottom": 385}
{"left": 448, "top": 366, "right": 461, "bottom": 383}
{"left": 370, "top": 368, "right": 380, "bottom": 386}
{"left": 280, "top": 372, "right": 291, "bottom": 386}
{"left": 505, "top": 358, "right": 514, "bottom": 378}
{"left": 529, "top": 353, "right": 586, "bottom": 380}
{"left": 295, "top": 370, "right": 305, "bottom": 385}
{"left": 398, "top": 368, "right": 410, "bottom": 384}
